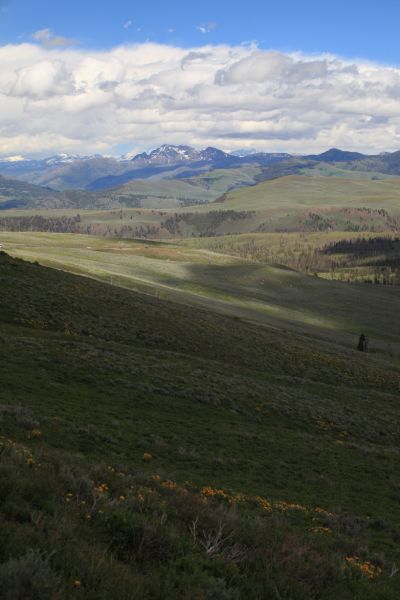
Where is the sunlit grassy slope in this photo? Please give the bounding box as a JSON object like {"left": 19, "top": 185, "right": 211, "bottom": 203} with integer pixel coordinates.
{"left": 88, "top": 166, "right": 260, "bottom": 208}
{"left": 0, "top": 165, "right": 262, "bottom": 210}
{"left": 1, "top": 249, "right": 400, "bottom": 598}
{"left": 3, "top": 172, "right": 400, "bottom": 238}
{"left": 1, "top": 232, "right": 400, "bottom": 354}
{"left": 2, "top": 161, "right": 400, "bottom": 598}
{"left": 217, "top": 174, "right": 400, "bottom": 212}
{"left": 184, "top": 230, "right": 400, "bottom": 283}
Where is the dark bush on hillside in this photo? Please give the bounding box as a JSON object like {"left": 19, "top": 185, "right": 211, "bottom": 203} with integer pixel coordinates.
{"left": 0, "top": 549, "right": 61, "bottom": 600}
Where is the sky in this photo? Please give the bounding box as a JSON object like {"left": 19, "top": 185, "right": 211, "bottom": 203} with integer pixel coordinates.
{"left": 1, "top": 0, "right": 400, "bottom": 157}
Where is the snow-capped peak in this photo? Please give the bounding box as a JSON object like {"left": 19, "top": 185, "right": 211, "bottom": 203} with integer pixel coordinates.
{"left": 129, "top": 144, "right": 238, "bottom": 166}
{"left": 130, "top": 144, "right": 202, "bottom": 165}
{"left": 44, "top": 154, "right": 83, "bottom": 165}
{"left": 150, "top": 145, "right": 196, "bottom": 159}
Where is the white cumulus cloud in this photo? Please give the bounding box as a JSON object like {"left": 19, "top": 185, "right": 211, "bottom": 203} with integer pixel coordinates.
{"left": 0, "top": 41, "right": 400, "bottom": 156}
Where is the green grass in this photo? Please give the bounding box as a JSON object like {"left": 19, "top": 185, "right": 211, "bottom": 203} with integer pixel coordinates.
{"left": 2, "top": 165, "right": 400, "bottom": 597}
{"left": 184, "top": 230, "right": 400, "bottom": 283}
{"left": 112, "top": 165, "right": 262, "bottom": 208}
{"left": 0, "top": 165, "right": 263, "bottom": 211}
{"left": 0, "top": 249, "right": 400, "bottom": 597}
{"left": 3, "top": 171, "right": 400, "bottom": 239}
{"left": 217, "top": 174, "right": 400, "bottom": 212}
{"left": 1, "top": 232, "right": 400, "bottom": 354}
{"left": 299, "top": 164, "right": 395, "bottom": 180}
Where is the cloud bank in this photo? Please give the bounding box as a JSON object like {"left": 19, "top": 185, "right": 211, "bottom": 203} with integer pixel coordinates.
{"left": 0, "top": 41, "right": 400, "bottom": 156}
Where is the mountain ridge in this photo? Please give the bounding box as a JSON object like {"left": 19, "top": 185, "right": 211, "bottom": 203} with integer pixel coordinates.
{"left": 2, "top": 145, "right": 400, "bottom": 203}
{"left": 0, "top": 145, "right": 294, "bottom": 191}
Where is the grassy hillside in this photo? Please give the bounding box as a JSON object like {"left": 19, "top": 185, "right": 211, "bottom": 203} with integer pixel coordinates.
{"left": 1, "top": 249, "right": 400, "bottom": 598}
{"left": 88, "top": 166, "right": 261, "bottom": 209}
{"left": 1, "top": 232, "right": 400, "bottom": 354}
{"left": 343, "top": 150, "right": 400, "bottom": 177}
{"left": 185, "top": 231, "right": 400, "bottom": 284}
{"left": 217, "top": 174, "right": 400, "bottom": 212}
{"left": 3, "top": 171, "right": 400, "bottom": 240}
{"left": 3, "top": 156, "right": 400, "bottom": 216}
{"left": 15, "top": 157, "right": 131, "bottom": 191}
{"left": 0, "top": 176, "right": 61, "bottom": 209}
{"left": 0, "top": 166, "right": 262, "bottom": 212}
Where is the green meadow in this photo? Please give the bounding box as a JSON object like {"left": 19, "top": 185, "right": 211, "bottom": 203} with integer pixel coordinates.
{"left": 1, "top": 167, "right": 400, "bottom": 598}
{"left": 1, "top": 248, "right": 400, "bottom": 598}
{"left": 1, "top": 231, "right": 400, "bottom": 352}
{"left": 219, "top": 174, "right": 400, "bottom": 212}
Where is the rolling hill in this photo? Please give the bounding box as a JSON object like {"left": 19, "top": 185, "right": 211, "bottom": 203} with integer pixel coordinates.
{"left": 0, "top": 165, "right": 263, "bottom": 211}
{"left": 2, "top": 152, "right": 400, "bottom": 598}
{"left": 3, "top": 171, "right": 400, "bottom": 238}
{"left": 0, "top": 245, "right": 399, "bottom": 598}
{"left": 2, "top": 144, "right": 400, "bottom": 217}
{"left": 301, "top": 148, "right": 400, "bottom": 177}
{"left": 0, "top": 175, "right": 62, "bottom": 209}
{"left": 216, "top": 174, "right": 400, "bottom": 211}
{"left": 305, "top": 149, "right": 367, "bottom": 162}
{"left": 2, "top": 146, "right": 400, "bottom": 204}
{"left": 1, "top": 231, "right": 400, "bottom": 352}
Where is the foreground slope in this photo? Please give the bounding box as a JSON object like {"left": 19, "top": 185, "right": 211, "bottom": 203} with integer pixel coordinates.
{"left": 0, "top": 251, "right": 400, "bottom": 598}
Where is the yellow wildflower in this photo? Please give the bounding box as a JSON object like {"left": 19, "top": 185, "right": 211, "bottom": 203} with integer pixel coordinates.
{"left": 345, "top": 556, "right": 382, "bottom": 579}
{"left": 161, "top": 480, "right": 177, "bottom": 490}
{"left": 95, "top": 483, "right": 109, "bottom": 494}
{"left": 29, "top": 429, "right": 42, "bottom": 439}
{"left": 310, "top": 526, "right": 332, "bottom": 535}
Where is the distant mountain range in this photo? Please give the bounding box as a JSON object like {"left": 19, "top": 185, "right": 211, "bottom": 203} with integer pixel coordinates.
{"left": 1, "top": 145, "right": 400, "bottom": 211}
{"left": 0, "top": 145, "right": 293, "bottom": 191}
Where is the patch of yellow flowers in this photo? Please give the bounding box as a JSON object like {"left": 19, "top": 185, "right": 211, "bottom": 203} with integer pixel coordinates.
{"left": 345, "top": 556, "right": 382, "bottom": 579}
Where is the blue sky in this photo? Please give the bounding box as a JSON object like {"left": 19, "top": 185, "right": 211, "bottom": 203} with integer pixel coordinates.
{"left": 1, "top": 0, "right": 400, "bottom": 64}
